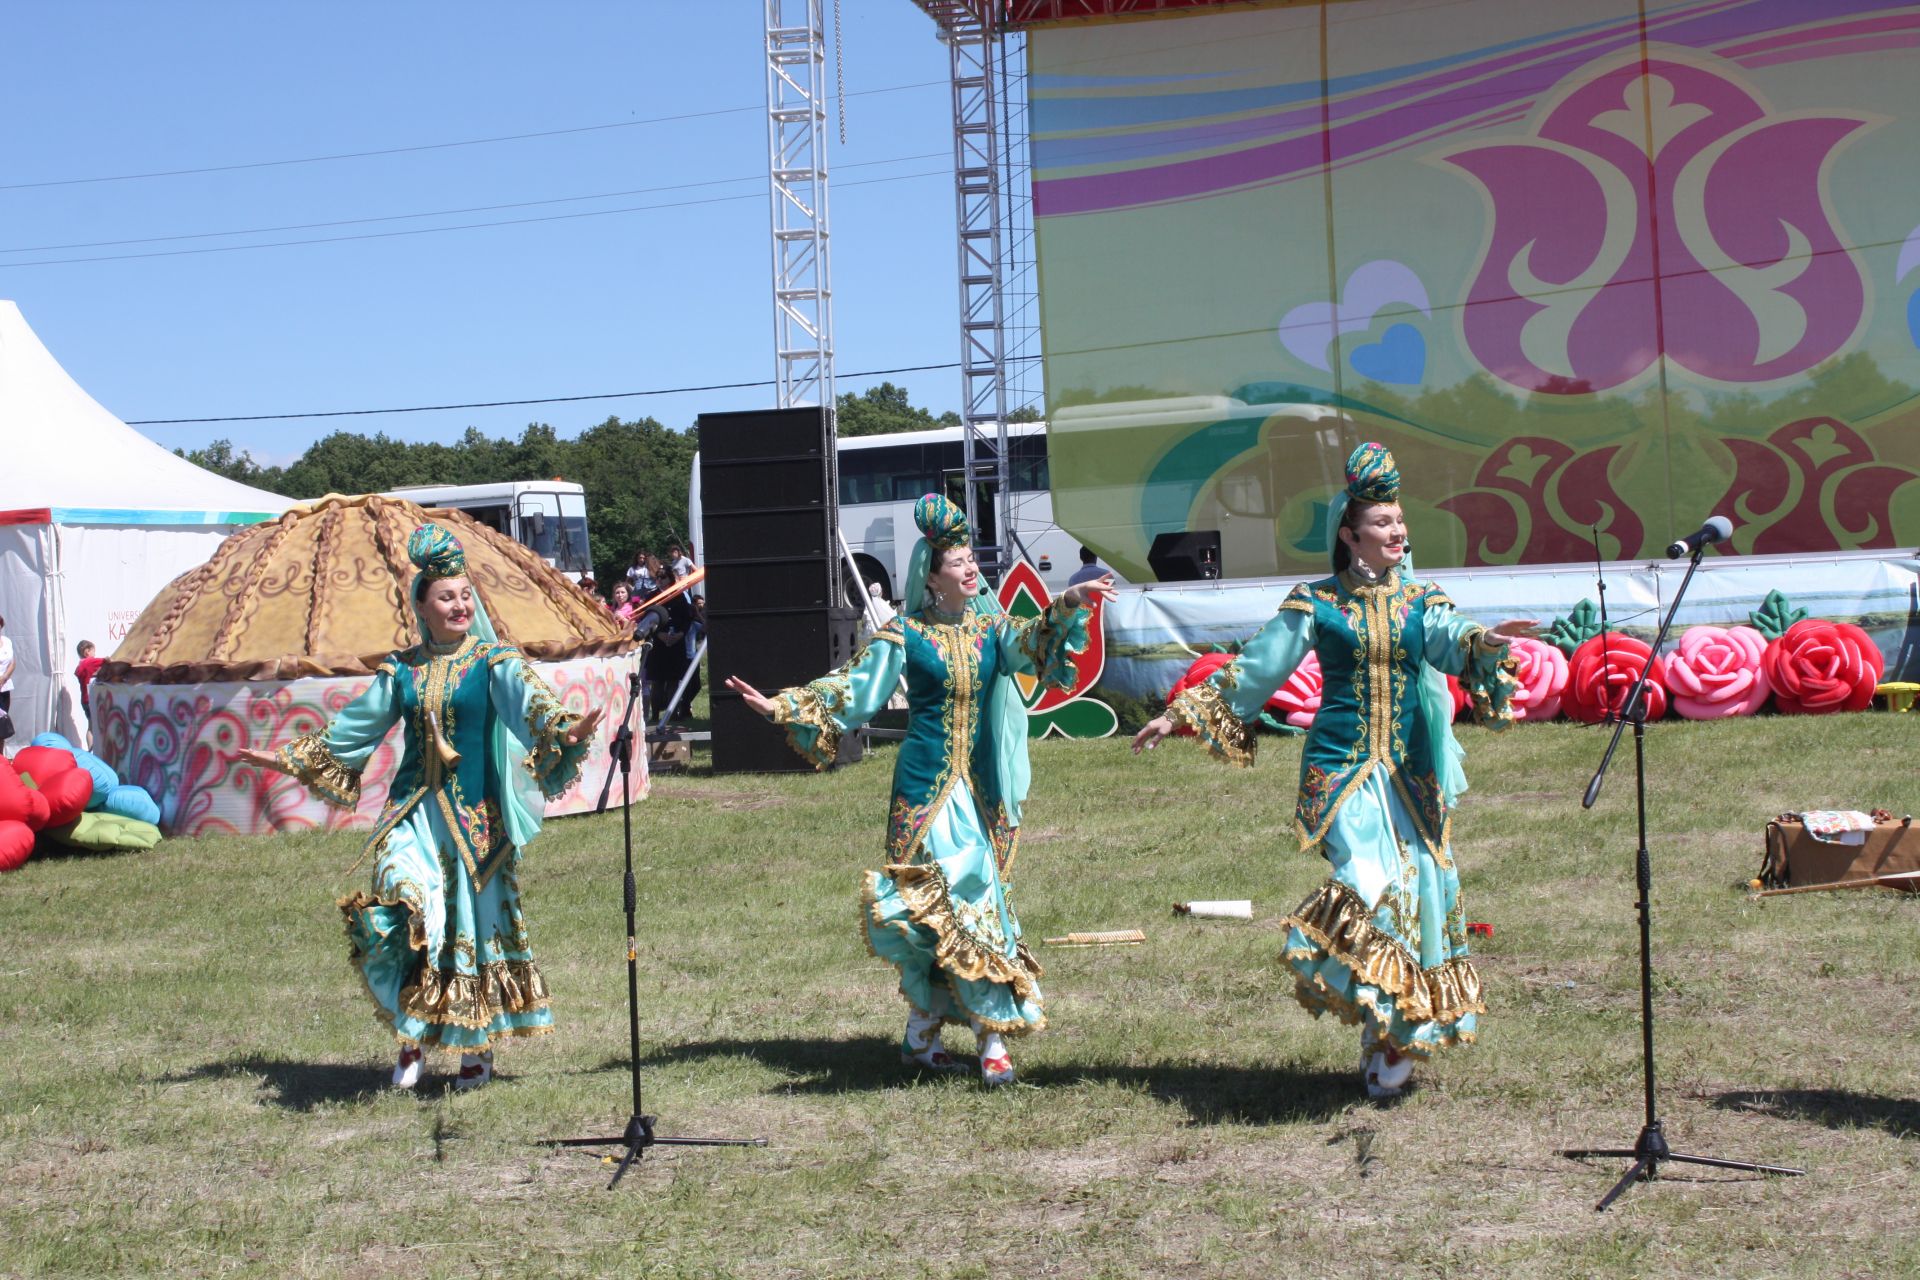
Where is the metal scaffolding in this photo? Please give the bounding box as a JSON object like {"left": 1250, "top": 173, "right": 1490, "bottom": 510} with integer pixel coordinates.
{"left": 765, "top": 0, "right": 834, "bottom": 411}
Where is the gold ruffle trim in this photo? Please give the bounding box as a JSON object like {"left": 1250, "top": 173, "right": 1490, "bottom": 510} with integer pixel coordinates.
{"left": 280, "top": 730, "right": 363, "bottom": 810}
{"left": 338, "top": 889, "right": 552, "bottom": 1045}
{"left": 863, "top": 864, "right": 1046, "bottom": 1036}
{"left": 769, "top": 684, "right": 841, "bottom": 770}
{"left": 1164, "top": 680, "right": 1255, "bottom": 767}
{"left": 400, "top": 958, "right": 550, "bottom": 1030}
{"left": 1281, "top": 880, "right": 1484, "bottom": 1032}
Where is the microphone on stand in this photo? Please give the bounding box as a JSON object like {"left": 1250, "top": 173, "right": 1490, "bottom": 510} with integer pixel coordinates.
{"left": 1665, "top": 516, "right": 1732, "bottom": 560}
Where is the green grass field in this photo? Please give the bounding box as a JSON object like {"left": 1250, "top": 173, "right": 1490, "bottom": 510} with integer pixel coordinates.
{"left": 3, "top": 711, "right": 1917, "bottom": 1279}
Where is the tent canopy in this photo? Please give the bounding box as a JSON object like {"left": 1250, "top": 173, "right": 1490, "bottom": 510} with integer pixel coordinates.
{"left": 0, "top": 299, "right": 290, "bottom": 522}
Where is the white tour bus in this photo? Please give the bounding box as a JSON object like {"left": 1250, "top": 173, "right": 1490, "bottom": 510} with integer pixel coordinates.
{"left": 381, "top": 480, "right": 593, "bottom": 582}
{"left": 688, "top": 422, "right": 1082, "bottom": 602}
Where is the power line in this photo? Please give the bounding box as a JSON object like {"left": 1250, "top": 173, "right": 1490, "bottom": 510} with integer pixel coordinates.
{"left": 0, "top": 168, "right": 947, "bottom": 268}
{"left": 126, "top": 359, "right": 1037, "bottom": 425}
{"left": 0, "top": 152, "right": 947, "bottom": 255}
{"left": 0, "top": 79, "right": 950, "bottom": 192}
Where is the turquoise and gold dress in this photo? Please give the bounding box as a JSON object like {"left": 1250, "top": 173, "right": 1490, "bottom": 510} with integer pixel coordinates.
{"left": 278, "top": 635, "right": 590, "bottom": 1052}
{"left": 1166, "top": 567, "right": 1516, "bottom": 1057}
{"left": 766, "top": 597, "right": 1089, "bottom": 1034}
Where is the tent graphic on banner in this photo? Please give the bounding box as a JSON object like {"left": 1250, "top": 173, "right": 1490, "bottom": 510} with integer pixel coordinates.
{"left": 0, "top": 301, "right": 291, "bottom": 744}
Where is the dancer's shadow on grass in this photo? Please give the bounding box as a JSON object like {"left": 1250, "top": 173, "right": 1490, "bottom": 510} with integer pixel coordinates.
{"left": 158, "top": 1056, "right": 473, "bottom": 1110}
{"left": 622, "top": 1036, "right": 1354, "bottom": 1125}
{"left": 1713, "top": 1088, "right": 1920, "bottom": 1139}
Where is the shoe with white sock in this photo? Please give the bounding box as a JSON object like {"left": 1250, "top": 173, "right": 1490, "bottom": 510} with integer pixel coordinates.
{"left": 900, "top": 1008, "right": 963, "bottom": 1072}
{"left": 455, "top": 1050, "right": 493, "bottom": 1091}
{"left": 975, "top": 1028, "right": 1015, "bottom": 1087}
{"left": 391, "top": 1045, "right": 423, "bottom": 1090}
{"left": 1360, "top": 1021, "right": 1413, "bottom": 1099}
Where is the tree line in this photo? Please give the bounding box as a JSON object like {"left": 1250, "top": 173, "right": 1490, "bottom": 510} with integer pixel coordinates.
{"left": 176, "top": 382, "right": 1032, "bottom": 588}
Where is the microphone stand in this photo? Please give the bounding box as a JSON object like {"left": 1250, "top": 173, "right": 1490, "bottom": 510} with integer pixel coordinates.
{"left": 1562, "top": 540, "right": 1802, "bottom": 1210}
{"left": 1592, "top": 524, "right": 1614, "bottom": 725}
{"left": 548, "top": 659, "right": 765, "bottom": 1188}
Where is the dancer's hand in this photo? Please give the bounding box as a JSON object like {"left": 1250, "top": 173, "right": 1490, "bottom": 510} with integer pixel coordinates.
{"left": 1132, "top": 715, "right": 1175, "bottom": 754}
{"left": 564, "top": 706, "right": 605, "bottom": 746}
{"left": 724, "top": 675, "right": 776, "bottom": 717}
{"left": 1062, "top": 574, "right": 1118, "bottom": 611}
{"left": 1483, "top": 619, "right": 1541, "bottom": 648}
{"left": 233, "top": 747, "right": 288, "bottom": 774}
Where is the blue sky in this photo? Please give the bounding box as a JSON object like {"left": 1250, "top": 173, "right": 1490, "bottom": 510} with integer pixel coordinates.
{"left": 3, "top": 2, "right": 963, "bottom": 466}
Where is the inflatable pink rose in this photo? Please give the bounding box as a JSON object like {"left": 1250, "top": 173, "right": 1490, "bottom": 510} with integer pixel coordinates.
{"left": 1272, "top": 652, "right": 1323, "bottom": 728}
{"left": 1506, "top": 636, "right": 1569, "bottom": 721}
{"left": 1666, "top": 625, "right": 1771, "bottom": 719}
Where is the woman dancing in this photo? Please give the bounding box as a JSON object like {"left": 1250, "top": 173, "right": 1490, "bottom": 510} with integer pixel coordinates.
{"left": 1133, "top": 444, "right": 1528, "bottom": 1099}
{"left": 725, "top": 494, "right": 1112, "bottom": 1085}
{"left": 240, "top": 524, "right": 603, "bottom": 1090}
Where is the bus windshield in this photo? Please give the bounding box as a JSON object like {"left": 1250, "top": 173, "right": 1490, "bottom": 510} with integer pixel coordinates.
{"left": 515, "top": 491, "right": 591, "bottom": 573}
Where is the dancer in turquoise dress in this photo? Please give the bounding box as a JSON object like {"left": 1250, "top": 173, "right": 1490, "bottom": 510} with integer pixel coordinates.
{"left": 240, "top": 524, "right": 602, "bottom": 1090}
{"left": 724, "top": 494, "right": 1112, "bottom": 1085}
{"left": 1134, "top": 443, "right": 1529, "bottom": 1098}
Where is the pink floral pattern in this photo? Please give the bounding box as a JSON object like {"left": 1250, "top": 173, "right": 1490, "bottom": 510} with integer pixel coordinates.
{"left": 92, "top": 655, "right": 639, "bottom": 837}
{"left": 1505, "top": 637, "right": 1570, "bottom": 721}
{"left": 1665, "top": 625, "right": 1771, "bottom": 719}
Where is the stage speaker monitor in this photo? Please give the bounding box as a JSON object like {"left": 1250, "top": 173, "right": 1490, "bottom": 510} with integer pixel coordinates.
{"left": 1148, "top": 530, "right": 1223, "bottom": 582}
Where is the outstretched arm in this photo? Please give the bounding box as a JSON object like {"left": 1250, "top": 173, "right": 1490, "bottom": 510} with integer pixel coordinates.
{"left": 235, "top": 667, "right": 402, "bottom": 809}
{"left": 1423, "top": 594, "right": 1531, "bottom": 729}
{"left": 1134, "top": 589, "right": 1315, "bottom": 765}
{"left": 728, "top": 620, "right": 907, "bottom": 771}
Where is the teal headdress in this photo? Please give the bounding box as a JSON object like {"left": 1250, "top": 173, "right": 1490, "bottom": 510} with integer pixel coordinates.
{"left": 1345, "top": 441, "right": 1401, "bottom": 505}
{"left": 407, "top": 522, "right": 467, "bottom": 590}
{"left": 912, "top": 492, "right": 971, "bottom": 551}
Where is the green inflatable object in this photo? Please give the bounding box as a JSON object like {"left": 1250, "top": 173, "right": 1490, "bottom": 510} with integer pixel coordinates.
{"left": 47, "top": 810, "right": 163, "bottom": 852}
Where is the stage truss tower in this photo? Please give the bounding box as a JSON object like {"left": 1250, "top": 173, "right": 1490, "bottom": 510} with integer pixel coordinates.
{"left": 765, "top": 0, "right": 834, "bottom": 411}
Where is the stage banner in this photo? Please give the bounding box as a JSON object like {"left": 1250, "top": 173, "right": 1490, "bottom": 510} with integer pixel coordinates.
{"left": 1031, "top": 1, "right": 1920, "bottom": 581}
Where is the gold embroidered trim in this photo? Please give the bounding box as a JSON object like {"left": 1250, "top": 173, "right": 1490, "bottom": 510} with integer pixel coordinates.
{"left": 279, "top": 730, "right": 362, "bottom": 810}
{"left": 339, "top": 889, "right": 552, "bottom": 1043}
{"left": 1165, "top": 681, "right": 1255, "bottom": 767}
{"left": 862, "top": 864, "right": 1045, "bottom": 1032}
{"left": 769, "top": 684, "right": 842, "bottom": 770}
{"left": 1281, "top": 879, "right": 1484, "bottom": 1030}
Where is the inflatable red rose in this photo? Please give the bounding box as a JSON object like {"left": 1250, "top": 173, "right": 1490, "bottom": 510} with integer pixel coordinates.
{"left": 1167, "top": 651, "right": 1291, "bottom": 731}
{"left": 1506, "top": 636, "right": 1570, "bottom": 721}
{"left": 1563, "top": 634, "right": 1667, "bottom": 723}
{"left": 1272, "top": 652, "right": 1323, "bottom": 728}
{"left": 1443, "top": 674, "right": 1469, "bottom": 720}
{"left": 1761, "top": 618, "right": 1884, "bottom": 714}
{"left": 13, "top": 746, "right": 91, "bottom": 828}
{"left": 1667, "top": 625, "right": 1771, "bottom": 719}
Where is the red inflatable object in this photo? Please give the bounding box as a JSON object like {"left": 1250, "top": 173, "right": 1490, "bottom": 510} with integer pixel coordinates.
{"left": 0, "top": 819, "right": 31, "bottom": 871}
{"left": 12, "top": 745, "right": 76, "bottom": 786}
{"left": 1563, "top": 634, "right": 1668, "bottom": 723}
{"left": 1443, "top": 674, "right": 1469, "bottom": 720}
{"left": 1272, "top": 652, "right": 1323, "bottom": 728}
{"left": 29, "top": 768, "right": 91, "bottom": 828}
{"left": 0, "top": 759, "right": 31, "bottom": 825}
{"left": 1762, "top": 618, "right": 1884, "bottom": 714}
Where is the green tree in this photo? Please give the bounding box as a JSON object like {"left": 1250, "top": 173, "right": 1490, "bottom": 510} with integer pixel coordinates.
{"left": 834, "top": 382, "right": 960, "bottom": 436}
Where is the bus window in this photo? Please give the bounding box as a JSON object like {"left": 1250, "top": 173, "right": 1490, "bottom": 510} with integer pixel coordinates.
{"left": 465, "top": 504, "right": 512, "bottom": 535}
{"left": 1009, "top": 434, "right": 1049, "bottom": 492}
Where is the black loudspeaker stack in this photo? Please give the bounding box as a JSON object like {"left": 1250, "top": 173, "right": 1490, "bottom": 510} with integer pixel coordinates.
{"left": 697, "top": 406, "right": 864, "bottom": 774}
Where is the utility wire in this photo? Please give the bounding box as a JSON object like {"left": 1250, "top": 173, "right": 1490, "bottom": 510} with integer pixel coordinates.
{"left": 126, "top": 358, "right": 1039, "bottom": 425}
{"left": 0, "top": 79, "right": 948, "bottom": 192}
{"left": 0, "top": 152, "right": 946, "bottom": 255}
{"left": 0, "top": 168, "right": 946, "bottom": 268}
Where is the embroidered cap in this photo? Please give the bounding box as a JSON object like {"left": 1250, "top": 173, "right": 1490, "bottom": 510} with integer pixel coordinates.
{"left": 912, "top": 493, "right": 971, "bottom": 551}
{"left": 1345, "top": 442, "right": 1400, "bottom": 505}
{"left": 407, "top": 523, "right": 467, "bottom": 581}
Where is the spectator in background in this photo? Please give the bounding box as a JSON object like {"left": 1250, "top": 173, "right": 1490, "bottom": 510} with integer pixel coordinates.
{"left": 667, "top": 540, "right": 703, "bottom": 601}
{"left": 680, "top": 594, "right": 705, "bottom": 719}
{"left": 625, "top": 548, "right": 656, "bottom": 598}
{"left": 645, "top": 562, "right": 695, "bottom": 723}
{"left": 75, "top": 640, "right": 106, "bottom": 747}
{"left": 1067, "top": 545, "right": 1109, "bottom": 588}
{"left": 609, "top": 582, "right": 638, "bottom": 629}
{"left": 578, "top": 573, "right": 600, "bottom": 602}
{"left": 0, "top": 615, "right": 13, "bottom": 749}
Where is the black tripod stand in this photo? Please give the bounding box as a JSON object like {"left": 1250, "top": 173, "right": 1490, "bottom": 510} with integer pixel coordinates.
{"left": 1562, "top": 542, "right": 1802, "bottom": 1210}
{"left": 550, "top": 667, "right": 765, "bottom": 1188}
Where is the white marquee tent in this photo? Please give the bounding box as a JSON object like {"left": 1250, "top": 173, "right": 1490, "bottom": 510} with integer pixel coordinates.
{"left": 0, "top": 300, "right": 293, "bottom": 744}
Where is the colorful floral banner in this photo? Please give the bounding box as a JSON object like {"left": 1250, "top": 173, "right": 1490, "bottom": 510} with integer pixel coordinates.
{"left": 1034, "top": 2, "right": 1920, "bottom": 579}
